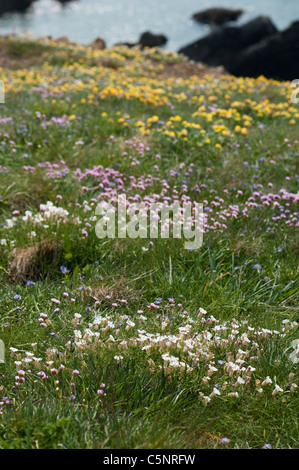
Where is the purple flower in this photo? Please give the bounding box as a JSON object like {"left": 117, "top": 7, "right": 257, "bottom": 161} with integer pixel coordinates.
{"left": 220, "top": 438, "right": 230, "bottom": 444}
{"left": 60, "top": 265, "right": 69, "bottom": 274}
{"left": 253, "top": 264, "right": 262, "bottom": 271}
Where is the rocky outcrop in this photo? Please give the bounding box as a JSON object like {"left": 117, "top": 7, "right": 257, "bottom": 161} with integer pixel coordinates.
{"left": 229, "top": 21, "right": 299, "bottom": 80}
{"left": 192, "top": 7, "right": 244, "bottom": 26}
{"left": 0, "top": 0, "right": 34, "bottom": 15}
{"left": 179, "top": 16, "right": 278, "bottom": 69}
{"left": 116, "top": 42, "right": 136, "bottom": 48}
{"left": 89, "top": 37, "right": 107, "bottom": 50}
{"left": 116, "top": 31, "right": 168, "bottom": 49}
{"left": 139, "top": 31, "right": 167, "bottom": 48}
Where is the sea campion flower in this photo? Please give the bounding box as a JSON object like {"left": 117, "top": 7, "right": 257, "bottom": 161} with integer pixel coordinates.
{"left": 261, "top": 376, "right": 273, "bottom": 386}
{"left": 272, "top": 384, "right": 283, "bottom": 395}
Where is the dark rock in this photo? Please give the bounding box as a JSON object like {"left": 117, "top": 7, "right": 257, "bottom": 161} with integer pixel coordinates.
{"left": 192, "top": 7, "right": 244, "bottom": 26}
{"left": 55, "top": 0, "right": 78, "bottom": 5}
{"left": 138, "top": 31, "right": 168, "bottom": 48}
{"left": 229, "top": 21, "right": 299, "bottom": 80}
{"left": 0, "top": 0, "right": 34, "bottom": 16}
{"left": 179, "top": 16, "right": 277, "bottom": 69}
{"left": 115, "top": 42, "right": 137, "bottom": 48}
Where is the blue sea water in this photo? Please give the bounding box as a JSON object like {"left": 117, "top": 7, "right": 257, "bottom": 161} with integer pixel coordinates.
{"left": 0, "top": 0, "right": 299, "bottom": 51}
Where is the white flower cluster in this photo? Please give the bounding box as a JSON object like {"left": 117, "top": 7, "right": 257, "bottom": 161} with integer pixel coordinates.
{"left": 66, "top": 306, "right": 298, "bottom": 404}
{"left": 5, "top": 201, "right": 69, "bottom": 228}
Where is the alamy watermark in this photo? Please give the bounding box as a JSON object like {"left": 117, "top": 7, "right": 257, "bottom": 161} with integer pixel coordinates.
{"left": 288, "top": 339, "right": 299, "bottom": 364}
{"left": 95, "top": 195, "right": 204, "bottom": 249}
{"left": 291, "top": 79, "right": 299, "bottom": 104}
{"left": 0, "top": 80, "right": 5, "bottom": 104}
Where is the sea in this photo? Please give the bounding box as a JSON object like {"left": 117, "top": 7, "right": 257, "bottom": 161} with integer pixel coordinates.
{"left": 0, "top": 0, "right": 299, "bottom": 51}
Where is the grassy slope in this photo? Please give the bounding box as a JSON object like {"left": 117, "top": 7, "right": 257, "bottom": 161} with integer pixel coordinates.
{"left": 0, "top": 37, "right": 298, "bottom": 449}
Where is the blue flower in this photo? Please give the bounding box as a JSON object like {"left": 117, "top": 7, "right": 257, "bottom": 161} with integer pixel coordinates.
{"left": 253, "top": 264, "right": 262, "bottom": 271}
{"left": 60, "top": 265, "right": 69, "bottom": 274}
{"left": 220, "top": 438, "right": 230, "bottom": 444}
{"left": 262, "top": 443, "right": 272, "bottom": 449}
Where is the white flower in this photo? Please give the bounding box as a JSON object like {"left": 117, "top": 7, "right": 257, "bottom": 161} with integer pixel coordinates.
{"left": 261, "top": 376, "right": 273, "bottom": 386}
{"left": 114, "top": 355, "right": 123, "bottom": 364}
{"left": 202, "top": 376, "right": 210, "bottom": 385}
{"left": 203, "top": 396, "right": 211, "bottom": 405}
{"left": 210, "top": 387, "right": 221, "bottom": 398}
{"left": 5, "top": 218, "right": 16, "bottom": 228}
{"left": 198, "top": 307, "right": 207, "bottom": 319}
{"left": 207, "top": 365, "right": 218, "bottom": 376}
{"left": 235, "top": 377, "right": 245, "bottom": 386}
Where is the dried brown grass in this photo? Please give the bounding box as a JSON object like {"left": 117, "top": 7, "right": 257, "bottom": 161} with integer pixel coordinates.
{"left": 8, "top": 240, "right": 61, "bottom": 283}
{"left": 81, "top": 276, "right": 143, "bottom": 304}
